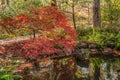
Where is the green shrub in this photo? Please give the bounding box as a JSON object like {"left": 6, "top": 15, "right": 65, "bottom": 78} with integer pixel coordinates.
{"left": 76, "top": 27, "right": 120, "bottom": 49}
{"left": 102, "top": 0, "right": 120, "bottom": 27}
{"left": 0, "top": 68, "right": 22, "bottom": 80}
{"left": 0, "top": 0, "right": 50, "bottom": 21}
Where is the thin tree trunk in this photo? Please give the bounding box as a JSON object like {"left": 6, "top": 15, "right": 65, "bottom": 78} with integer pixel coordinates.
{"left": 72, "top": 0, "right": 76, "bottom": 29}
{"left": 33, "top": 29, "right": 36, "bottom": 38}
{"left": 51, "top": 0, "right": 57, "bottom": 7}
{"left": 0, "top": 0, "right": 5, "bottom": 9}
{"left": 93, "top": 0, "right": 101, "bottom": 27}
{"left": 1, "top": 0, "right": 5, "bottom": 4}
{"left": 88, "top": 3, "right": 90, "bottom": 25}
{"left": 6, "top": 0, "right": 9, "bottom": 6}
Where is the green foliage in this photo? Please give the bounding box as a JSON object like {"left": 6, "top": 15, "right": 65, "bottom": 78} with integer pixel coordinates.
{"left": 15, "top": 27, "right": 32, "bottom": 36}
{"left": 0, "top": 34, "right": 14, "bottom": 39}
{"left": 102, "top": 0, "right": 120, "bottom": 27}
{"left": 90, "top": 58, "right": 104, "bottom": 68}
{"left": 0, "top": 60, "right": 23, "bottom": 80}
{"left": 77, "top": 27, "right": 120, "bottom": 49}
{"left": 0, "top": 27, "right": 32, "bottom": 39}
{"left": 115, "top": 32, "right": 120, "bottom": 49}
{"left": 0, "top": 58, "right": 24, "bottom": 80}
{"left": 0, "top": 68, "right": 22, "bottom": 80}
{"left": 77, "top": 27, "right": 104, "bottom": 48}
{"left": 0, "top": 0, "right": 50, "bottom": 21}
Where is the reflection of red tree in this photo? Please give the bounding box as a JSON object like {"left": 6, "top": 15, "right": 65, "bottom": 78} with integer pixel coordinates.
{"left": 1, "top": 6, "right": 77, "bottom": 59}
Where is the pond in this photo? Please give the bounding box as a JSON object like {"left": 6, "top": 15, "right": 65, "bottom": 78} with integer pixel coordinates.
{"left": 75, "top": 57, "right": 120, "bottom": 80}
{"left": 22, "top": 56, "right": 120, "bottom": 80}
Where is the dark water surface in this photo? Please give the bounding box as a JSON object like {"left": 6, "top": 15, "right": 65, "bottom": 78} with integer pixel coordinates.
{"left": 23, "top": 56, "right": 120, "bottom": 80}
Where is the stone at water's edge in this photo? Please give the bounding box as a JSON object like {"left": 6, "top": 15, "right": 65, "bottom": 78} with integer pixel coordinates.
{"left": 73, "top": 41, "right": 120, "bottom": 59}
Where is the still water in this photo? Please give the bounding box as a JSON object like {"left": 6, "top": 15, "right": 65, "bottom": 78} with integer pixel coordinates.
{"left": 23, "top": 57, "right": 120, "bottom": 80}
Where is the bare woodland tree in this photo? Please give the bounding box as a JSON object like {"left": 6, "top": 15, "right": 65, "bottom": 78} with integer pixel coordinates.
{"left": 6, "top": 0, "right": 9, "bottom": 6}
{"left": 1, "top": 0, "right": 5, "bottom": 4}
{"left": 93, "top": 0, "right": 101, "bottom": 27}
{"left": 0, "top": 0, "right": 9, "bottom": 8}
{"left": 0, "top": 0, "right": 5, "bottom": 9}
{"left": 72, "top": 0, "right": 76, "bottom": 29}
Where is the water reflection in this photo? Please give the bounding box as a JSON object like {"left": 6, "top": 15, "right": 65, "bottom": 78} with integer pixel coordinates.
{"left": 76, "top": 58, "right": 120, "bottom": 80}
{"left": 22, "top": 57, "right": 120, "bottom": 80}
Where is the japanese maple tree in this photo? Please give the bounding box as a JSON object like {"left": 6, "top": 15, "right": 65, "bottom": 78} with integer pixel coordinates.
{"left": 1, "top": 6, "right": 77, "bottom": 59}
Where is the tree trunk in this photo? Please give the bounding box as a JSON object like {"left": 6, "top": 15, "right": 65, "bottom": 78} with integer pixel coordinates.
{"left": 1, "top": 0, "right": 5, "bottom": 4}
{"left": 93, "top": 0, "right": 101, "bottom": 27}
{"left": 33, "top": 29, "right": 36, "bottom": 38}
{"left": 6, "top": 0, "right": 9, "bottom": 6}
{"left": 0, "top": 0, "right": 9, "bottom": 9}
{"left": 0, "top": 0, "right": 5, "bottom": 9}
{"left": 72, "top": 0, "right": 76, "bottom": 29}
{"left": 51, "top": 0, "right": 57, "bottom": 7}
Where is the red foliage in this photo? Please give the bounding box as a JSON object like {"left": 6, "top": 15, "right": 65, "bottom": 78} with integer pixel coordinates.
{"left": 1, "top": 15, "right": 29, "bottom": 27}
{"left": 6, "top": 38, "right": 76, "bottom": 58}
{"left": 0, "top": 6, "right": 72, "bottom": 33}
{"left": 0, "top": 46, "right": 6, "bottom": 54}
{"left": 2, "top": 6, "right": 77, "bottom": 59}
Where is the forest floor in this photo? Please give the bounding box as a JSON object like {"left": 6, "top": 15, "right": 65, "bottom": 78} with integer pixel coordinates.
{"left": 0, "top": 34, "right": 39, "bottom": 45}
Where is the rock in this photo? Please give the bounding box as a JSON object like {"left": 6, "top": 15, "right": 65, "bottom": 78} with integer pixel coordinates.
{"left": 104, "top": 43, "right": 115, "bottom": 48}
{"left": 114, "top": 50, "right": 120, "bottom": 56}
{"left": 77, "top": 41, "right": 89, "bottom": 49}
{"left": 89, "top": 42, "right": 98, "bottom": 49}
{"left": 102, "top": 47, "right": 113, "bottom": 55}
{"left": 89, "top": 49, "right": 99, "bottom": 55}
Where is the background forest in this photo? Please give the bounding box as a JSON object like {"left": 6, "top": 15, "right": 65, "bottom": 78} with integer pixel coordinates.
{"left": 0, "top": 0, "right": 120, "bottom": 80}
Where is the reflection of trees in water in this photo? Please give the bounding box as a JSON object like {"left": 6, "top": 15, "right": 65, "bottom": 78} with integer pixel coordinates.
{"left": 75, "top": 58, "right": 120, "bottom": 80}
{"left": 53, "top": 57, "right": 76, "bottom": 80}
